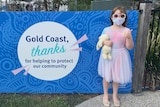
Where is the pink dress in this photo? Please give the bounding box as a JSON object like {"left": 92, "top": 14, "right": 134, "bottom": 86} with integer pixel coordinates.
{"left": 98, "top": 26, "right": 132, "bottom": 84}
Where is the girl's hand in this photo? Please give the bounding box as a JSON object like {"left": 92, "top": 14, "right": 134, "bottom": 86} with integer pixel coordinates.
{"left": 124, "top": 29, "right": 132, "bottom": 39}
{"left": 103, "top": 40, "right": 112, "bottom": 47}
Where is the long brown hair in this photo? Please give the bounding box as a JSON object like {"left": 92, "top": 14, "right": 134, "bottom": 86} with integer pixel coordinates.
{"left": 110, "top": 6, "right": 127, "bottom": 27}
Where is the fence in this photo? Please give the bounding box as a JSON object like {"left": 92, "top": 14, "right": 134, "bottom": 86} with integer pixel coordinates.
{"left": 143, "top": 9, "right": 160, "bottom": 91}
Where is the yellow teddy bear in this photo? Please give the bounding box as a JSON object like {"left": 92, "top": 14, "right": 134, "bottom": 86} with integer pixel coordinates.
{"left": 96, "top": 34, "right": 112, "bottom": 60}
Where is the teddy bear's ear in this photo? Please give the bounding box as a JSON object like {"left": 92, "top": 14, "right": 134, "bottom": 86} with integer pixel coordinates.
{"left": 101, "top": 34, "right": 106, "bottom": 37}
{"left": 99, "top": 34, "right": 106, "bottom": 39}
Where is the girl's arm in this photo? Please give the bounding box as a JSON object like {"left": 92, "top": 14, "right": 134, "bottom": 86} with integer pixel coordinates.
{"left": 101, "top": 27, "right": 112, "bottom": 47}
{"left": 124, "top": 29, "right": 134, "bottom": 50}
{"left": 103, "top": 40, "right": 112, "bottom": 47}
{"left": 126, "top": 37, "right": 134, "bottom": 50}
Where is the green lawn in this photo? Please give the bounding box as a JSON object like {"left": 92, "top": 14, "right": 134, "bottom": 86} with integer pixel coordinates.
{"left": 0, "top": 93, "right": 98, "bottom": 107}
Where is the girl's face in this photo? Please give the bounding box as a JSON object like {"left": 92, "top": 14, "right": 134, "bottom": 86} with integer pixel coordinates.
{"left": 111, "top": 9, "right": 126, "bottom": 26}
{"left": 111, "top": 10, "right": 126, "bottom": 20}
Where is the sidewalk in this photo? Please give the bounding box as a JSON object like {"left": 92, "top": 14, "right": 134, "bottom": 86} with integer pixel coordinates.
{"left": 75, "top": 91, "right": 160, "bottom": 107}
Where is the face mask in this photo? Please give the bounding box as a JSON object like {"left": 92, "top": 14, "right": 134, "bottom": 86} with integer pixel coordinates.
{"left": 112, "top": 18, "right": 125, "bottom": 26}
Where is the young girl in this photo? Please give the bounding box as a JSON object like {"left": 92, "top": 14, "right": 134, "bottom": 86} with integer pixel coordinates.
{"left": 98, "top": 6, "right": 134, "bottom": 107}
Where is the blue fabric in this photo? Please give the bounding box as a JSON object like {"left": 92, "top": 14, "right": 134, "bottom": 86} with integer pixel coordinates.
{"left": 0, "top": 10, "right": 139, "bottom": 93}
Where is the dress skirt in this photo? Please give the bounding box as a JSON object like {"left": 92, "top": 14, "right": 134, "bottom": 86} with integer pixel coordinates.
{"left": 98, "top": 48, "right": 132, "bottom": 84}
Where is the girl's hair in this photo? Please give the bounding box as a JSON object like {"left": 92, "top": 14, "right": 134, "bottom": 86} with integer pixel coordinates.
{"left": 110, "top": 6, "right": 127, "bottom": 27}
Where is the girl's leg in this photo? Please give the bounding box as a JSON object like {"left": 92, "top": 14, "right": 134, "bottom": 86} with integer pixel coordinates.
{"left": 112, "top": 82, "right": 120, "bottom": 106}
{"left": 103, "top": 79, "right": 110, "bottom": 101}
{"left": 112, "top": 82, "right": 119, "bottom": 100}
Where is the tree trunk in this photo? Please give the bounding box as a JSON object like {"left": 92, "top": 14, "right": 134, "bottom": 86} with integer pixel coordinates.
{"left": 57, "top": 0, "right": 61, "bottom": 11}
{"left": 44, "top": 0, "right": 48, "bottom": 11}
{"left": 132, "top": 2, "right": 152, "bottom": 94}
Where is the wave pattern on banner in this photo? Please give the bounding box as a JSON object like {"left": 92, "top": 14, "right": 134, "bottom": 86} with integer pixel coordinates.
{"left": 0, "top": 11, "right": 139, "bottom": 93}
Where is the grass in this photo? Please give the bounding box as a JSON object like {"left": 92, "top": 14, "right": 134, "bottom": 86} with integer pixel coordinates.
{"left": 0, "top": 93, "right": 98, "bottom": 107}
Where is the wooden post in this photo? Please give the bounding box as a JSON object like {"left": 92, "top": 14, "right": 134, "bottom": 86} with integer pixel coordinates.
{"left": 132, "top": 2, "right": 152, "bottom": 94}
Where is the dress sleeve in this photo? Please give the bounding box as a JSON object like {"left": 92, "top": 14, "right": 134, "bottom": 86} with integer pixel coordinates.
{"left": 100, "top": 27, "right": 111, "bottom": 40}
{"left": 101, "top": 27, "right": 109, "bottom": 35}
{"left": 124, "top": 27, "right": 130, "bottom": 32}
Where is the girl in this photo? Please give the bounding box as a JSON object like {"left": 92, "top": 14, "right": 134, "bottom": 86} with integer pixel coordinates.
{"left": 98, "top": 6, "right": 134, "bottom": 107}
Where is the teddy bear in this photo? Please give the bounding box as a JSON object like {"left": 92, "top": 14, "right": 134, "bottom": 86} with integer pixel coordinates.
{"left": 96, "top": 34, "right": 112, "bottom": 60}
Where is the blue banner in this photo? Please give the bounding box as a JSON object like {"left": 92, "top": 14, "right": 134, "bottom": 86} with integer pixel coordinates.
{"left": 0, "top": 11, "right": 139, "bottom": 93}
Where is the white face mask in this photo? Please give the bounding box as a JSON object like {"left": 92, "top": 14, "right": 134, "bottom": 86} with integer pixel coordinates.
{"left": 112, "top": 18, "right": 125, "bottom": 26}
